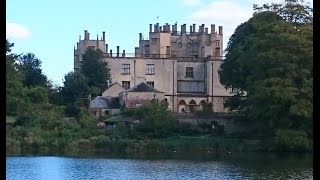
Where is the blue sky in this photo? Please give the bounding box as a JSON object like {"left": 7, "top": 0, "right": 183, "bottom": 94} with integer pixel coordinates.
{"left": 6, "top": 0, "right": 312, "bottom": 86}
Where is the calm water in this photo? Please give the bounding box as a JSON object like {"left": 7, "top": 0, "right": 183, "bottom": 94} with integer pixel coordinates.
{"left": 6, "top": 153, "right": 312, "bottom": 180}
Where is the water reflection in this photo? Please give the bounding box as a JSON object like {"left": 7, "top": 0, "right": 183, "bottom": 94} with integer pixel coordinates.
{"left": 6, "top": 154, "right": 313, "bottom": 180}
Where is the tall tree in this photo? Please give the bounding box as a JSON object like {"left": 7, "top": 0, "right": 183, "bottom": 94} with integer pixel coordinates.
{"left": 17, "top": 53, "right": 48, "bottom": 87}
{"left": 59, "top": 71, "right": 90, "bottom": 105}
{"left": 81, "top": 48, "right": 111, "bottom": 91}
{"left": 6, "top": 40, "right": 26, "bottom": 115}
{"left": 219, "top": 0, "right": 312, "bottom": 135}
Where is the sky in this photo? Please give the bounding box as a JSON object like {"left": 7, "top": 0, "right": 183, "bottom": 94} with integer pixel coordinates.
{"left": 6, "top": 0, "right": 312, "bottom": 86}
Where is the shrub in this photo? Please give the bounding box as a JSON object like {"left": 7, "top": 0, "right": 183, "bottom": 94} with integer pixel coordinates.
{"left": 275, "top": 129, "right": 311, "bottom": 152}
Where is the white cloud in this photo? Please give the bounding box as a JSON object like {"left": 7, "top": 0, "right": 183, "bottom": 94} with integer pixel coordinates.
{"left": 181, "top": 0, "right": 203, "bottom": 7}
{"left": 6, "top": 22, "right": 31, "bottom": 40}
{"left": 184, "top": 0, "right": 300, "bottom": 52}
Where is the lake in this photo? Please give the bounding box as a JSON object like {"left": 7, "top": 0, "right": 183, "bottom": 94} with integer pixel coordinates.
{"left": 6, "top": 153, "right": 312, "bottom": 180}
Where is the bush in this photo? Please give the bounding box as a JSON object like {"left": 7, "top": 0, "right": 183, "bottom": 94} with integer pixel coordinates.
{"left": 275, "top": 129, "right": 311, "bottom": 152}
{"left": 195, "top": 102, "right": 214, "bottom": 118}
{"left": 132, "top": 101, "right": 177, "bottom": 138}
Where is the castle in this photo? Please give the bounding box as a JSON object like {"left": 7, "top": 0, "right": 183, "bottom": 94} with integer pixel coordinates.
{"left": 74, "top": 23, "right": 234, "bottom": 113}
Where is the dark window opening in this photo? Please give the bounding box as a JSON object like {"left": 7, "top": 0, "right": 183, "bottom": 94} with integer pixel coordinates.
{"left": 122, "top": 64, "right": 130, "bottom": 74}
{"left": 122, "top": 81, "right": 130, "bottom": 90}
{"left": 186, "top": 67, "right": 194, "bottom": 78}
{"left": 147, "top": 81, "right": 154, "bottom": 88}
{"left": 146, "top": 64, "right": 155, "bottom": 75}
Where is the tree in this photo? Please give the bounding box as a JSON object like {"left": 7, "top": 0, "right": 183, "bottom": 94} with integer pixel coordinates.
{"left": 60, "top": 71, "right": 90, "bottom": 105}
{"left": 81, "top": 48, "right": 111, "bottom": 91}
{"left": 134, "top": 100, "right": 177, "bottom": 138}
{"left": 25, "top": 86, "right": 49, "bottom": 104}
{"left": 6, "top": 40, "right": 26, "bottom": 115}
{"left": 219, "top": 0, "right": 312, "bottom": 135}
{"left": 17, "top": 53, "right": 48, "bottom": 88}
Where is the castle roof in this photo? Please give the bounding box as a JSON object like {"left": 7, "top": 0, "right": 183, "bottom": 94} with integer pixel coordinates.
{"left": 90, "top": 96, "right": 120, "bottom": 109}
{"left": 126, "top": 82, "right": 162, "bottom": 93}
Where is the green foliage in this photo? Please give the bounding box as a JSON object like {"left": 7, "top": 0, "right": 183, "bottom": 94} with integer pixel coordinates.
{"left": 88, "top": 86, "right": 102, "bottom": 97}
{"left": 6, "top": 40, "right": 26, "bottom": 115}
{"left": 25, "top": 86, "right": 50, "bottom": 104}
{"left": 65, "top": 104, "right": 82, "bottom": 118}
{"left": 275, "top": 129, "right": 311, "bottom": 152}
{"left": 127, "top": 100, "right": 178, "bottom": 138}
{"left": 219, "top": 0, "right": 313, "bottom": 135}
{"left": 81, "top": 48, "right": 111, "bottom": 91}
{"left": 60, "top": 71, "right": 89, "bottom": 105}
{"left": 195, "top": 102, "right": 214, "bottom": 117}
{"left": 17, "top": 53, "right": 48, "bottom": 88}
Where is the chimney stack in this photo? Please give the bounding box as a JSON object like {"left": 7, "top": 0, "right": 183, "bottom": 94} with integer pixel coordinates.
{"left": 139, "top": 33, "right": 142, "bottom": 41}
{"left": 154, "top": 24, "right": 157, "bottom": 32}
{"left": 84, "top": 30, "right": 89, "bottom": 40}
{"left": 117, "top": 46, "right": 120, "bottom": 57}
{"left": 135, "top": 47, "right": 139, "bottom": 57}
{"left": 181, "top": 24, "right": 186, "bottom": 34}
{"left": 201, "top": 24, "right": 205, "bottom": 34}
{"left": 165, "top": 23, "right": 169, "bottom": 32}
{"left": 190, "top": 25, "right": 193, "bottom": 33}
{"left": 219, "top": 26, "right": 223, "bottom": 35}
{"left": 159, "top": 26, "right": 162, "bottom": 32}
{"left": 102, "top": 31, "right": 105, "bottom": 41}
{"left": 110, "top": 50, "right": 112, "bottom": 57}
{"left": 106, "top": 44, "right": 108, "bottom": 54}
{"left": 149, "top": 24, "right": 152, "bottom": 32}
{"left": 211, "top": 24, "right": 215, "bottom": 34}
{"left": 122, "top": 50, "right": 125, "bottom": 57}
{"left": 193, "top": 24, "right": 196, "bottom": 33}
{"left": 205, "top": 28, "right": 208, "bottom": 34}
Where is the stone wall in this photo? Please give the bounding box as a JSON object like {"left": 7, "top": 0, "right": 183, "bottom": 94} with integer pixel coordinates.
{"left": 173, "top": 114, "right": 247, "bottom": 134}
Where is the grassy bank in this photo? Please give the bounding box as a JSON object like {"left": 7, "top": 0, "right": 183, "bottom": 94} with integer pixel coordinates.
{"left": 6, "top": 128, "right": 312, "bottom": 157}
{"left": 6, "top": 102, "right": 312, "bottom": 157}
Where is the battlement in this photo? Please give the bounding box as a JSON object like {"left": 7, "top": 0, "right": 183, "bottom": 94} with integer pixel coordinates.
{"left": 81, "top": 30, "right": 106, "bottom": 41}
{"left": 74, "top": 21, "right": 224, "bottom": 71}
{"left": 147, "top": 23, "right": 223, "bottom": 35}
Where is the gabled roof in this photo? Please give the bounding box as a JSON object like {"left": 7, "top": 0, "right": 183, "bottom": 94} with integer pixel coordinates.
{"left": 107, "top": 82, "right": 122, "bottom": 88}
{"left": 90, "top": 96, "right": 120, "bottom": 109}
{"left": 126, "top": 82, "right": 162, "bottom": 93}
{"left": 102, "top": 82, "right": 126, "bottom": 97}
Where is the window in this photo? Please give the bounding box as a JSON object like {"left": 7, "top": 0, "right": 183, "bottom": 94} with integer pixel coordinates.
{"left": 122, "top": 81, "right": 130, "bottom": 90}
{"left": 166, "top": 46, "right": 170, "bottom": 55}
{"left": 146, "top": 64, "right": 155, "bottom": 75}
{"left": 187, "top": 43, "right": 191, "bottom": 48}
{"left": 151, "top": 38, "right": 158, "bottom": 45}
{"left": 215, "top": 48, "right": 220, "bottom": 57}
{"left": 104, "top": 110, "right": 110, "bottom": 115}
{"left": 147, "top": 81, "right": 154, "bottom": 88}
{"left": 178, "top": 43, "right": 182, "bottom": 48}
{"left": 122, "top": 64, "right": 130, "bottom": 74}
{"left": 186, "top": 67, "right": 193, "bottom": 78}
{"left": 216, "top": 41, "right": 220, "bottom": 47}
{"left": 145, "top": 45, "right": 149, "bottom": 55}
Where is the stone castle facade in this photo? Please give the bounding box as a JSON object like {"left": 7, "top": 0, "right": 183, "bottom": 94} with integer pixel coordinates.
{"left": 74, "top": 23, "right": 234, "bottom": 113}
